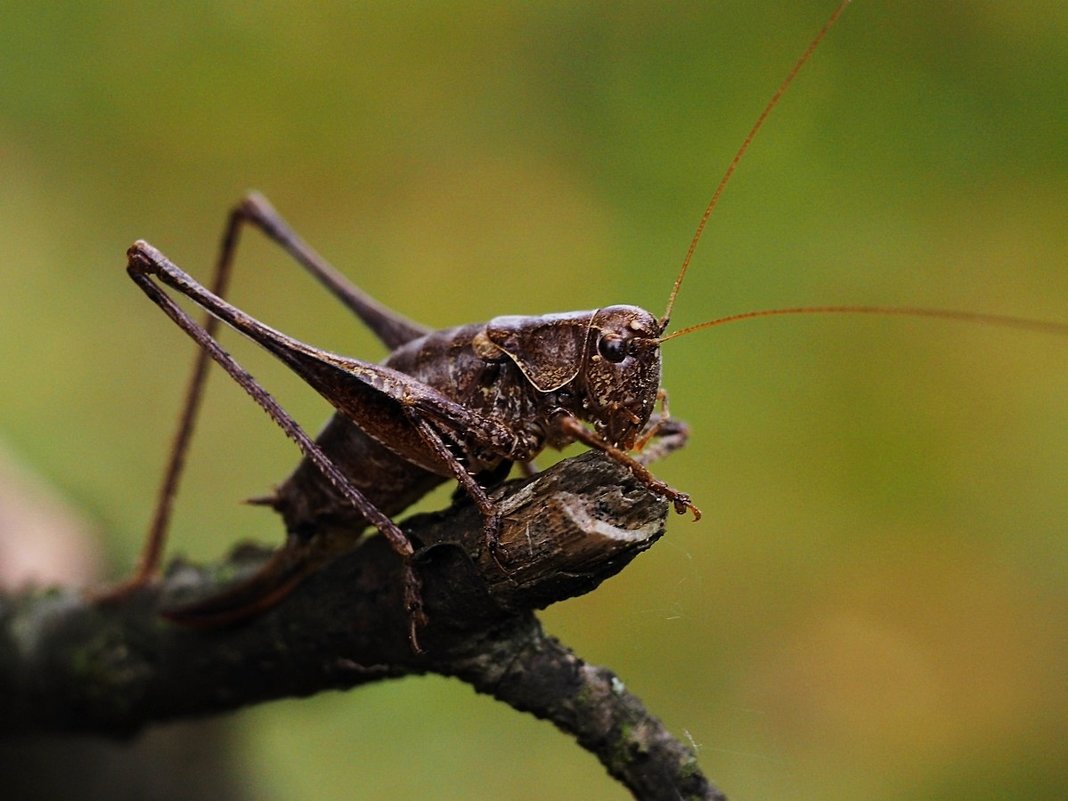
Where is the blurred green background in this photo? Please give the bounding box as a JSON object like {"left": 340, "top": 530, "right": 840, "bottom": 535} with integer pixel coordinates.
{"left": 2, "top": 2, "right": 1067, "bottom": 799}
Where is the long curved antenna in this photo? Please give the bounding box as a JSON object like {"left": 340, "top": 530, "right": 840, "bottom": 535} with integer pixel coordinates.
{"left": 660, "top": 0, "right": 853, "bottom": 331}
{"left": 659, "top": 305, "right": 1068, "bottom": 342}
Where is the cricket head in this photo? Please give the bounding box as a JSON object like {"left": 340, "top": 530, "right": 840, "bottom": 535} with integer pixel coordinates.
{"left": 577, "top": 305, "right": 663, "bottom": 448}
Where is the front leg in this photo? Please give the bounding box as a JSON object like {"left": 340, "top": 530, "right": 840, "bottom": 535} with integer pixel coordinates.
{"left": 632, "top": 389, "right": 690, "bottom": 467}
{"left": 633, "top": 419, "right": 689, "bottom": 467}
{"left": 556, "top": 416, "right": 701, "bottom": 520}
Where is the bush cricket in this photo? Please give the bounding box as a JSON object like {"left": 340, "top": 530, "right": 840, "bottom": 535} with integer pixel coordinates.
{"left": 99, "top": 0, "right": 1067, "bottom": 642}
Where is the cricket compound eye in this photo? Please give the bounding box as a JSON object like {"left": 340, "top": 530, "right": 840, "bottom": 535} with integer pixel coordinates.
{"left": 597, "top": 334, "right": 627, "bottom": 363}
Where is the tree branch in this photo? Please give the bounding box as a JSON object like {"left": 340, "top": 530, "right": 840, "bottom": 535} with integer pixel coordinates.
{"left": 0, "top": 452, "right": 724, "bottom": 801}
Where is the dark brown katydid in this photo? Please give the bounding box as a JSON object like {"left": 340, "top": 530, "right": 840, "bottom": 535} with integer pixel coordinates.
{"left": 98, "top": 0, "right": 1068, "bottom": 640}
{"left": 120, "top": 230, "right": 695, "bottom": 635}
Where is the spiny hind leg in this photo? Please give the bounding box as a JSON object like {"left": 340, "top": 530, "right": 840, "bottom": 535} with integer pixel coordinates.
{"left": 105, "top": 251, "right": 427, "bottom": 645}
{"left": 229, "top": 192, "right": 428, "bottom": 350}
{"left": 104, "top": 192, "right": 431, "bottom": 601}
{"left": 91, "top": 202, "right": 251, "bottom": 602}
